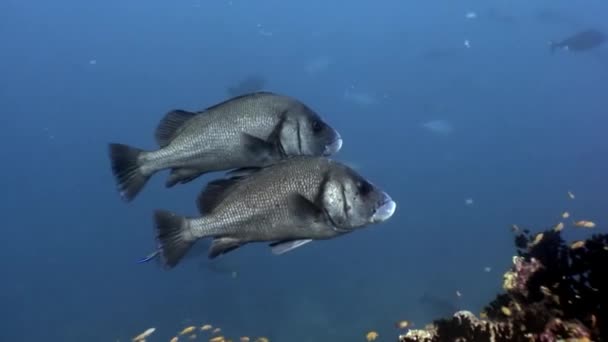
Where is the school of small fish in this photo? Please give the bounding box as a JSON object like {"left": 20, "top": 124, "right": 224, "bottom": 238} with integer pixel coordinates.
{"left": 130, "top": 323, "right": 269, "bottom": 342}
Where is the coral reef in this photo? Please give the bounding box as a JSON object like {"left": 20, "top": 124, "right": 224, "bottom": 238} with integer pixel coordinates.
{"left": 399, "top": 226, "right": 607, "bottom": 342}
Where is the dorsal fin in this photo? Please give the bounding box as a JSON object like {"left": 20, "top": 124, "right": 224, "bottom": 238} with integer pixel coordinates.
{"left": 155, "top": 110, "right": 197, "bottom": 147}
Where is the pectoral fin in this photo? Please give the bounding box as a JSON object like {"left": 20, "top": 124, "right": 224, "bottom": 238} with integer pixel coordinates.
{"left": 269, "top": 239, "right": 313, "bottom": 255}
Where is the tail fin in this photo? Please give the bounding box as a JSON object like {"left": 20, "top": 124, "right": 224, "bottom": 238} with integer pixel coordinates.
{"left": 108, "top": 143, "right": 150, "bottom": 201}
{"left": 154, "top": 210, "right": 196, "bottom": 268}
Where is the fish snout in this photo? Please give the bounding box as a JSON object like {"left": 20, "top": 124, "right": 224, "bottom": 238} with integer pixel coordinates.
{"left": 323, "top": 135, "right": 343, "bottom": 156}
{"left": 371, "top": 192, "right": 396, "bottom": 223}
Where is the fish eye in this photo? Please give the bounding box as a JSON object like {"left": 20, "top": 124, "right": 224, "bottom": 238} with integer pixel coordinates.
{"left": 357, "top": 181, "right": 372, "bottom": 196}
{"left": 311, "top": 120, "right": 323, "bottom": 133}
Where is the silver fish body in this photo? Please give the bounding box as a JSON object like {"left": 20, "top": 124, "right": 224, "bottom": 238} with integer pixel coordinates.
{"left": 154, "top": 156, "right": 396, "bottom": 268}
{"left": 109, "top": 92, "right": 342, "bottom": 201}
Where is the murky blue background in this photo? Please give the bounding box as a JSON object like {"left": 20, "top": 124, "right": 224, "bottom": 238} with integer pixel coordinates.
{"left": 2, "top": 0, "right": 607, "bottom": 340}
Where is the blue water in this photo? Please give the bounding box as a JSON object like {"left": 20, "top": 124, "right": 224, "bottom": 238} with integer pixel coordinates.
{"left": 2, "top": 0, "right": 607, "bottom": 341}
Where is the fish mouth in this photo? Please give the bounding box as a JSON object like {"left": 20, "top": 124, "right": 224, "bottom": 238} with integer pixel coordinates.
{"left": 323, "top": 136, "right": 343, "bottom": 156}
{"left": 371, "top": 193, "right": 396, "bottom": 223}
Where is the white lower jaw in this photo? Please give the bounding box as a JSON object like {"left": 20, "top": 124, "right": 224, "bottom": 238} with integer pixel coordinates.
{"left": 372, "top": 200, "right": 396, "bottom": 223}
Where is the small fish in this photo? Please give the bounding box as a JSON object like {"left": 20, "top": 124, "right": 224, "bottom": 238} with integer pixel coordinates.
{"left": 137, "top": 250, "right": 160, "bottom": 263}
{"left": 531, "top": 233, "right": 544, "bottom": 246}
{"left": 189, "top": 335, "right": 197, "bottom": 340}
{"left": 562, "top": 211, "right": 570, "bottom": 219}
{"left": 170, "top": 337, "right": 179, "bottom": 342}
{"left": 254, "top": 338, "right": 269, "bottom": 342}
{"left": 553, "top": 222, "right": 564, "bottom": 232}
{"left": 133, "top": 328, "right": 156, "bottom": 342}
{"left": 501, "top": 306, "right": 512, "bottom": 316}
{"left": 395, "top": 320, "right": 410, "bottom": 329}
{"left": 570, "top": 240, "right": 585, "bottom": 249}
{"left": 574, "top": 220, "right": 596, "bottom": 229}
{"left": 212, "top": 328, "right": 221, "bottom": 334}
{"left": 179, "top": 326, "right": 197, "bottom": 335}
{"left": 240, "top": 338, "right": 250, "bottom": 342}
{"left": 210, "top": 337, "right": 225, "bottom": 342}
{"left": 226, "top": 75, "right": 266, "bottom": 97}
{"left": 201, "top": 325, "right": 213, "bottom": 331}
{"left": 109, "top": 92, "right": 342, "bottom": 201}
{"left": 568, "top": 191, "right": 575, "bottom": 199}
{"left": 153, "top": 157, "right": 396, "bottom": 268}
{"left": 366, "top": 331, "right": 379, "bottom": 341}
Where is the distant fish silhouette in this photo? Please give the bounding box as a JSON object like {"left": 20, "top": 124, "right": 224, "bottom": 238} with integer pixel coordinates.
{"left": 549, "top": 29, "right": 607, "bottom": 53}
{"left": 226, "top": 75, "right": 267, "bottom": 97}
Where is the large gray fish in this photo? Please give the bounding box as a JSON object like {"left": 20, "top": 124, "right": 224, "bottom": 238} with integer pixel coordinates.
{"left": 154, "top": 156, "right": 396, "bottom": 268}
{"left": 109, "top": 92, "right": 342, "bottom": 201}
{"left": 549, "top": 29, "right": 606, "bottom": 53}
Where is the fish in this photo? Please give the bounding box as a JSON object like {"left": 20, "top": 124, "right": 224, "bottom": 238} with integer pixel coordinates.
{"left": 226, "top": 75, "right": 266, "bottom": 97}
{"left": 109, "top": 92, "right": 343, "bottom": 201}
{"left": 549, "top": 29, "right": 606, "bottom": 53}
{"left": 153, "top": 156, "right": 396, "bottom": 268}
{"left": 132, "top": 328, "right": 156, "bottom": 341}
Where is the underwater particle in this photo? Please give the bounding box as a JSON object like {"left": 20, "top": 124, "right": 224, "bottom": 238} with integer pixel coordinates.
{"left": 479, "top": 311, "right": 488, "bottom": 319}
{"left": 501, "top": 306, "right": 512, "bottom": 316}
{"left": 483, "top": 266, "right": 492, "bottom": 272}
{"left": 574, "top": 220, "right": 596, "bottom": 228}
{"left": 395, "top": 320, "right": 410, "bottom": 329}
{"left": 231, "top": 271, "right": 238, "bottom": 278}
{"left": 553, "top": 222, "right": 564, "bottom": 232}
{"left": 464, "top": 39, "right": 471, "bottom": 48}
{"left": 366, "top": 331, "right": 379, "bottom": 341}
{"left": 170, "top": 337, "right": 179, "bottom": 342}
{"left": 511, "top": 224, "right": 520, "bottom": 233}
{"left": 562, "top": 211, "right": 570, "bottom": 219}
{"left": 189, "top": 334, "right": 197, "bottom": 340}
{"left": 133, "top": 328, "right": 156, "bottom": 341}
{"left": 456, "top": 290, "right": 462, "bottom": 297}
{"left": 201, "top": 325, "right": 213, "bottom": 331}
{"left": 465, "top": 11, "right": 477, "bottom": 19}
{"left": 212, "top": 327, "right": 221, "bottom": 334}
{"left": 89, "top": 59, "right": 97, "bottom": 65}
{"left": 568, "top": 191, "right": 575, "bottom": 199}
{"left": 209, "top": 336, "right": 225, "bottom": 342}
{"left": 180, "top": 326, "right": 197, "bottom": 335}
{"left": 570, "top": 240, "right": 585, "bottom": 249}
{"left": 465, "top": 198, "right": 474, "bottom": 206}
{"left": 239, "top": 337, "right": 250, "bottom": 342}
